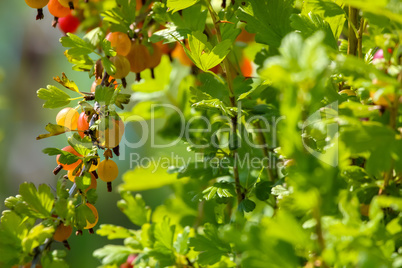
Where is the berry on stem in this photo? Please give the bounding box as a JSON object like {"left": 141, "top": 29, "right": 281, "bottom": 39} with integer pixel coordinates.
{"left": 24, "top": 0, "right": 49, "bottom": 20}
{"left": 58, "top": 13, "right": 80, "bottom": 34}
{"left": 56, "top": 145, "right": 83, "bottom": 171}
{"left": 147, "top": 43, "right": 162, "bottom": 79}
{"left": 58, "top": 0, "right": 79, "bottom": 9}
{"left": 125, "top": 42, "right": 150, "bottom": 81}
{"left": 53, "top": 223, "right": 73, "bottom": 242}
{"left": 98, "top": 159, "right": 118, "bottom": 192}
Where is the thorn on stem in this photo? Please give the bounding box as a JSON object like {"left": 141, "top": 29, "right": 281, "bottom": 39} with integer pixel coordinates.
{"left": 52, "top": 17, "right": 59, "bottom": 28}
{"left": 151, "top": 68, "right": 155, "bottom": 79}
{"left": 122, "top": 78, "right": 127, "bottom": 88}
{"left": 135, "top": 73, "right": 141, "bottom": 82}
{"left": 68, "top": 1, "right": 75, "bottom": 9}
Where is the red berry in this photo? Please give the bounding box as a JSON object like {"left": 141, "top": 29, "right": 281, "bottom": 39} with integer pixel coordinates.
{"left": 77, "top": 112, "right": 89, "bottom": 138}
{"left": 58, "top": 13, "right": 80, "bottom": 34}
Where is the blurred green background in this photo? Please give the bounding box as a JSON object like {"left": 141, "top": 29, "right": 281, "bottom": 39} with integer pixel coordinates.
{"left": 0, "top": 1, "right": 178, "bottom": 267}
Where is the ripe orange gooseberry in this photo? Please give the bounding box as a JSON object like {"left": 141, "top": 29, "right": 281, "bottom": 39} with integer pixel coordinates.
{"left": 109, "top": 55, "right": 131, "bottom": 79}
{"left": 48, "top": 0, "right": 70, "bottom": 18}
{"left": 77, "top": 112, "right": 89, "bottom": 138}
{"left": 98, "top": 159, "right": 118, "bottom": 182}
{"left": 125, "top": 42, "right": 150, "bottom": 79}
{"left": 147, "top": 43, "right": 163, "bottom": 78}
{"left": 56, "top": 107, "right": 79, "bottom": 130}
{"left": 106, "top": 32, "right": 132, "bottom": 56}
{"left": 56, "top": 145, "right": 83, "bottom": 171}
{"left": 236, "top": 28, "right": 255, "bottom": 43}
{"left": 240, "top": 57, "right": 253, "bottom": 77}
{"left": 53, "top": 223, "right": 73, "bottom": 242}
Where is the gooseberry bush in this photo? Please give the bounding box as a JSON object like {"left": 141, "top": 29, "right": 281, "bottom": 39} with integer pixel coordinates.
{"left": 2, "top": 0, "right": 402, "bottom": 267}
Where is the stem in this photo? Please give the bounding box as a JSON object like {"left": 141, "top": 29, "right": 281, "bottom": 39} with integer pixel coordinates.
{"left": 347, "top": 6, "right": 358, "bottom": 56}
{"left": 206, "top": 0, "right": 242, "bottom": 204}
{"left": 69, "top": 96, "right": 85, "bottom": 101}
{"left": 380, "top": 64, "right": 401, "bottom": 194}
{"left": 313, "top": 206, "right": 328, "bottom": 268}
{"left": 255, "top": 121, "right": 274, "bottom": 181}
{"left": 31, "top": 238, "right": 52, "bottom": 268}
{"left": 357, "top": 18, "right": 365, "bottom": 59}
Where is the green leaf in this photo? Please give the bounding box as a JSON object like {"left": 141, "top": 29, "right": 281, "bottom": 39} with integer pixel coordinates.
{"left": 84, "top": 27, "right": 105, "bottom": 48}
{"left": 167, "top": 0, "right": 200, "bottom": 13}
{"left": 95, "top": 85, "right": 116, "bottom": 106}
{"left": 75, "top": 172, "right": 92, "bottom": 191}
{"left": 68, "top": 133, "right": 92, "bottom": 156}
{"left": 271, "top": 185, "right": 290, "bottom": 199}
{"left": 96, "top": 224, "right": 135, "bottom": 240}
{"left": 37, "top": 85, "right": 71, "bottom": 109}
{"left": 22, "top": 224, "right": 54, "bottom": 254}
{"left": 183, "top": 31, "right": 232, "bottom": 71}
{"left": 0, "top": 210, "right": 28, "bottom": 247}
{"left": 64, "top": 50, "right": 94, "bottom": 72}
{"left": 101, "top": 39, "right": 117, "bottom": 57}
{"left": 236, "top": 0, "right": 295, "bottom": 47}
{"left": 174, "top": 226, "right": 190, "bottom": 255}
{"left": 150, "top": 27, "right": 191, "bottom": 43}
{"left": 60, "top": 33, "right": 94, "bottom": 53}
{"left": 238, "top": 199, "right": 256, "bottom": 213}
{"left": 202, "top": 182, "right": 236, "bottom": 201}
{"left": 19, "top": 183, "right": 54, "bottom": 219}
{"left": 119, "top": 165, "right": 178, "bottom": 192}
{"left": 290, "top": 12, "right": 338, "bottom": 50}
{"left": 114, "top": 93, "right": 131, "bottom": 109}
{"left": 93, "top": 245, "right": 133, "bottom": 265}
{"left": 75, "top": 203, "right": 96, "bottom": 230}
{"left": 256, "top": 181, "right": 272, "bottom": 201}
{"left": 42, "top": 147, "right": 80, "bottom": 165}
{"left": 154, "top": 217, "right": 175, "bottom": 250}
{"left": 102, "top": 57, "right": 117, "bottom": 76}
{"left": 54, "top": 198, "right": 76, "bottom": 225}
{"left": 304, "top": 0, "right": 346, "bottom": 40}
{"left": 117, "top": 193, "right": 151, "bottom": 226}
{"left": 189, "top": 223, "right": 231, "bottom": 266}
{"left": 36, "top": 123, "right": 70, "bottom": 140}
